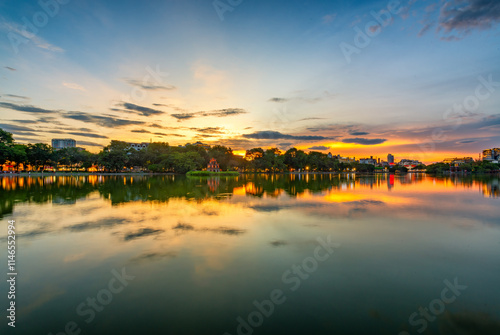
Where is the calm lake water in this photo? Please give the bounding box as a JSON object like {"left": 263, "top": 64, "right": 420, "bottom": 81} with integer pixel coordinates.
{"left": 1, "top": 174, "right": 499, "bottom": 335}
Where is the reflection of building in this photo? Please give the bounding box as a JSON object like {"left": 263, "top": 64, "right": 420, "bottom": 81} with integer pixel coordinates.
{"left": 207, "top": 158, "right": 220, "bottom": 172}
{"left": 482, "top": 179, "right": 499, "bottom": 198}
{"left": 387, "top": 154, "right": 394, "bottom": 164}
{"left": 483, "top": 148, "right": 500, "bottom": 162}
{"left": 52, "top": 139, "right": 76, "bottom": 149}
{"left": 128, "top": 143, "right": 149, "bottom": 151}
{"left": 207, "top": 177, "right": 220, "bottom": 193}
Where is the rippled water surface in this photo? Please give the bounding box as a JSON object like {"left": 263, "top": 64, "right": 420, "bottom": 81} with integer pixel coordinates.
{"left": 1, "top": 174, "right": 499, "bottom": 335}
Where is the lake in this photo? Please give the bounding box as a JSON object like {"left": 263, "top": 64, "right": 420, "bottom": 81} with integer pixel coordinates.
{"left": 1, "top": 174, "right": 499, "bottom": 335}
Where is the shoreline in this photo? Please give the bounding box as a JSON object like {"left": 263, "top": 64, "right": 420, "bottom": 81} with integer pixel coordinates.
{"left": 0, "top": 171, "right": 498, "bottom": 177}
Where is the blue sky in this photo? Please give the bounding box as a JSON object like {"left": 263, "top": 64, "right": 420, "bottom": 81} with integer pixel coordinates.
{"left": 1, "top": 0, "right": 499, "bottom": 162}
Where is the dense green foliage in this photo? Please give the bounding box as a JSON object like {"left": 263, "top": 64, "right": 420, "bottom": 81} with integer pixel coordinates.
{"left": 426, "top": 161, "right": 499, "bottom": 174}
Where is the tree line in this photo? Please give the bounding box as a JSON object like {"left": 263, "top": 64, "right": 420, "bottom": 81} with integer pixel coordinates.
{"left": 2, "top": 128, "right": 410, "bottom": 173}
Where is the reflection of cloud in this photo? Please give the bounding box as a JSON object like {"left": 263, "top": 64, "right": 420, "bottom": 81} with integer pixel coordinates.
{"left": 173, "top": 222, "right": 194, "bottom": 230}
{"left": 270, "top": 240, "right": 288, "bottom": 247}
{"left": 131, "top": 251, "right": 177, "bottom": 263}
{"left": 124, "top": 228, "right": 164, "bottom": 241}
{"left": 66, "top": 218, "right": 130, "bottom": 232}
{"left": 202, "top": 227, "right": 246, "bottom": 236}
{"left": 63, "top": 253, "right": 86, "bottom": 263}
{"left": 173, "top": 222, "right": 245, "bottom": 235}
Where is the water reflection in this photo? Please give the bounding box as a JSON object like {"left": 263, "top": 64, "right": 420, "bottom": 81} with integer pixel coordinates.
{"left": 0, "top": 174, "right": 499, "bottom": 335}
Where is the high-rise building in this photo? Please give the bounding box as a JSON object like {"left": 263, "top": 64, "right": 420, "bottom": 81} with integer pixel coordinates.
{"left": 387, "top": 154, "right": 394, "bottom": 164}
{"left": 52, "top": 139, "right": 76, "bottom": 150}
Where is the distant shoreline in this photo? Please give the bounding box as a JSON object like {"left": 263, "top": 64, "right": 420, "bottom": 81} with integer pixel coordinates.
{"left": 1, "top": 171, "right": 498, "bottom": 177}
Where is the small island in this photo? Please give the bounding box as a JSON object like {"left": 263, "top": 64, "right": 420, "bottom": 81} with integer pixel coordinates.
{"left": 186, "top": 158, "right": 239, "bottom": 176}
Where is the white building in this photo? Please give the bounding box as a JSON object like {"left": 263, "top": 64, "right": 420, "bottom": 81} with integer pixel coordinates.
{"left": 128, "top": 143, "right": 149, "bottom": 151}
{"left": 52, "top": 139, "right": 76, "bottom": 150}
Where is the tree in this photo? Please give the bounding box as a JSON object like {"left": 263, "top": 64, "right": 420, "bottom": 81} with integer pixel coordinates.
{"left": 0, "top": 128, "right": 15, "bottom": 165}
{"left": 9, "top": 145, "right": 27, "bottom": 171}
{"left": 98, "top": 141, "right": 129, "bottom": 172}
{"left": 0, "top": 129, "right": 14, "bottom": 145}
{"left": 26, "top": 143, "right": 53, "bottom": 171}
{"left": 284, "top": 148, "right": 307, "bottom": 171}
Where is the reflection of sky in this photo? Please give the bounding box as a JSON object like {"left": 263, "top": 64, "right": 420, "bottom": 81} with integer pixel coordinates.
{"left": 0, "top": 175, "right": 499, "bottom": 334}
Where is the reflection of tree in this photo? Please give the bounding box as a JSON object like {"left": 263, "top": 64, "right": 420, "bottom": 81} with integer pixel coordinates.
{"left": 0, "top": 176, "right": 96, "bottom": 218}
{"left": 1, "top": 175, "right": 498, "bottom": 215}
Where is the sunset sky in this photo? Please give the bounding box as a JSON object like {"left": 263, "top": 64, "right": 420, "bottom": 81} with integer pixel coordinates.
{"left": 1, "top": 0, "right": 499, "bottom": 163}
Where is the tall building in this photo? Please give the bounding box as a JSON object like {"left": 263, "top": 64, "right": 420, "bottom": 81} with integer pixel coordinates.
{"left": 52, "top": 139, "right": 76, "bottom": 149}
{"left": 387, "top": 154, "right": 394, "bottom": 164}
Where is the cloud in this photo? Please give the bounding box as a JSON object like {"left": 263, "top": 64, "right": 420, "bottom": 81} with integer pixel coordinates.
{"left": 66, "top": 132, "right": 108, "bottom": 139}
{"left": 322, "top": 13, "right": 337, "bottom": 24}
{"left": 342, "top": 138, "right": 387, "bottom": 145}
{"left": 0, "top": 102, "right": 59, "bottom": 114}
{"left": 242, "top": 131, "right": 331, "bottom": 141}
{"left": 349, "top": 131, "right": 369, "bottom": 136}
{"left": 0, "top": 123, "right": 35, "bottom": 131}
{"left": 308, "top": 146, "right": 330, "bottom": 151}
{"left": 438, "top": 0, "right": 500, "bottom": 38}
{"left": 418, "top": 22, "right": 434, "bottom": 36}
{"left": 63, "top": 111, "right": 146, "bottom": 128}
{"left": 75, "top": 141, "right": 103, "bottom": 147}
{"left": 63, "top": 82, "right": 86, "bottom": 91}
{"left": 120, "top": 103, "right": 165, "bottom": 116}
{"left": 124, "top": 228, "right": 164, "bottom": 241}
{"left": 3, "top": 94, "right": 28, "bottom": 100}
{"left": 369, "top": 25, "right": 381, "bottom": 33}
{"left": 268, "top": 97, "right": 289, "bottom": 103}
{"left": 2, "top": 21, "right": 64, "bottom": 53}
{"left": 131, "top": 129, "right": 151, "bottom": 134}
{"left": 4, "top": 66, "right": 16, "bottom": 71}
{"left": 125, "top": 78, "right": 176, "bottom": 91}
{"left": 193, "top": 127, "right": 225, "bottom": 134}
{"left": 171, "top": 108, "right": 247, "bottom": 121}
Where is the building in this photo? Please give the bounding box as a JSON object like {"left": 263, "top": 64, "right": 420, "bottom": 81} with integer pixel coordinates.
{"left": 399, "top": 159, "right": 423, "bottom": 166}
{"left": 483, "top": 148, "right": 500, "bottom": 162}
{"left": 359, "top": 157, "right": 377, "bottom": 165}
{"left": 387, "top": 154, "right": 394, "bottom": 164}
{"left": 52, "top": 139, "right": 76, "bottom": 150}
{"left": 443, "top": 157, "right": 474, "bottom": 165}
{"left": 128, "top": 143, "right": 149, "bottom": 151}
{"left": 207, "top": 158, "right": 220, "bottom": 172}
